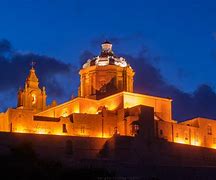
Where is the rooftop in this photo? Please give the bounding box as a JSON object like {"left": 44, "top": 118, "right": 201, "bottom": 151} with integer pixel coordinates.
{"left": 82, "top": 41, "right": 129, "bottom": 68}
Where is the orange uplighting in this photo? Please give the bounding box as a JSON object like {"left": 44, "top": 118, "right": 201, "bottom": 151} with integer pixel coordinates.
{"left": 102, "top": 134, "right": 111, "bottom": 138}
{"left": 174, "top": 137, "right": 190, "bottom": 145}
{"left": 175, "top": 139, "right": 186, "bottom": 144}
{"left": 191, "top": 140, "right": 201, "bottom": 146}
{"left": 14, "top": 129, "right": 26, "bottom": 133}
{"left": 88, "top": 106, "right": 97, "bottom": 114}
{"left": 107, "top": 103, "right": 118, "bottom": 111}
{"left": 124, "top": 95, "right": 143, "bottom": 108}
{"left": 73, "top": 106, "right": 79, "bottom": 113}
{"left": 14, "top": 126, "right": 27, "bottom": 133}
{"left": 211, "top": 145, "right": 216, "bottom": 150}
{"left": 35, "top": 128, "right": 47, "bottom": 134}
{"left": 54, "top": 133, "right": 66, "bottom": 136}
{"left": 95, "top": 133, "right": 111, "bottom": 138}
{"left": 174, "top": 137, "right": 202, "bottom": 147}
{"left": 61, "top": 108, "right": 68, "bottom": 117}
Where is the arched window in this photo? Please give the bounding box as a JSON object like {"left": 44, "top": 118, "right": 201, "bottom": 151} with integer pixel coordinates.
{"left": 31, "top": 93, "right": 37, "bottom": 105}
{"left": 184, "top": 131, "right": 188, "bottom": 141}
{"left": 130, "top": 121, "right": 140, "bottom": 136}
{"left": 62, "top": 124, "right": 67, "bottom": 133}
{"left": 207, "top": 125, "right": 212, "bottom": 135}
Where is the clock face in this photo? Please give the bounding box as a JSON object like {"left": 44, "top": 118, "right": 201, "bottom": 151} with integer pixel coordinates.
{"left": 31, "top": 93, "right": 36, "bottom": 105}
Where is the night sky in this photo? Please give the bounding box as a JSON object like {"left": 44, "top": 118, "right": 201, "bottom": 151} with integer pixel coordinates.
{"left": 0, "top": 0, "right": 216, "bottom": 121}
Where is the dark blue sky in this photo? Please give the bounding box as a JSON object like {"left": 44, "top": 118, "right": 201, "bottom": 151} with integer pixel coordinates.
{"left": 1, "top": 0, "right": 216, "bottom": 120}
{"left": 0, "top": 0, "right": 216, "bottom": 92}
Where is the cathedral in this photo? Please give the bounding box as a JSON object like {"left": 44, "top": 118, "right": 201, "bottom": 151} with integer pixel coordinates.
{"left": 0, "top": 41, "right": 216, "bottom": 150}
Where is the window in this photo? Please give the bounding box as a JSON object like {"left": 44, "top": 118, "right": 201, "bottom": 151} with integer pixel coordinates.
{"left": 99, "top": 80, "right": 106, "bottom": 93}
{"left": 100, "top": 86, "right": 106, "bottom": 93}
{"left": 114, "top": 127, "right": 119, "bottom": 135}
{"left": 213, "top": 138, "right": 216, "bottom": 144}
{"left": 184, "top": 132, "right": 188, "bottom": 140}
{"left": 131, "top": 124, "right": 139, "bottom": 136}
{"left": 62, "top": 124, "right": 67, "bottom": 133}
{"left": 134, "top": 125, "right": 139, "bottom": 132}
{"left": 10, "top": 123, "right": 12, "bottom": 132}
{"left": 176, "top": 133, "right": 179, "bottom": 138}
{"left": 31, "top": 93, "right": 36, "bottom": 105}
{"left": 81, "top": 126, "right": 85, "bottom": 134}
{"left": 207, "top": 125, "right": 212, "bottom": 135}
{"left": 160, "top": 129, "right": 163, "bottom": 135}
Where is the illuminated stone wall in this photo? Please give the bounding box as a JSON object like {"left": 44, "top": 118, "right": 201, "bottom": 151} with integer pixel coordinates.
{"left": 0, "top": 111, "right": 10, "bottom": 132}
{"left": 6, "top": 108, "right": 36, "bottom": 133}
{"left": 79, "top": 65, "right": 134, "bottom": 99}
{"left": 156, "top": 117, "right": 216, "bottom": 149}
{"left": 2, "top": 41, "right": 216, "bottom": 152}
{"left": 123, "top": 92, "right": 172, "bottom": 122}
{"left": 3, "top": 89, "right": 216, "bottom": 150}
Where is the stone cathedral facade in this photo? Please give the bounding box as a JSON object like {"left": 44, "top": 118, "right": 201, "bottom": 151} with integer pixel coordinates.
{"left": 0, "top": 41, "right": 216, "bottom": 150}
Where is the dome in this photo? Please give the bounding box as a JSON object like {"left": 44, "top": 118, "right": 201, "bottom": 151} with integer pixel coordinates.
{"left": 82, "top": 41, "right": 128, "bottom": 69}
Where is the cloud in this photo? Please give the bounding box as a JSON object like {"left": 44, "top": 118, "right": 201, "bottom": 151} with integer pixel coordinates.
{"left": 0, "top": 39, "right": 12, "bottom": 56}
{"left": 0, "top": 39, "right": 77, "bottom": 108}
{"left": 123, "top": 50, "right": 216, "bottom": 121}
{"left": 0, "top": 89, "right": 16, "bottom": 111}
{"left": 2, "top": 37, "right": 216, "bottom": 122}
{"left": 79, "top": 37, "right": 216, "bottom": 121}
{"left": 79, "top": 50, "right": 95, "bottom": 68}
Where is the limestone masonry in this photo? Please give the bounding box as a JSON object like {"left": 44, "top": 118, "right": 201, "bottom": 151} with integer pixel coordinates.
{"left": 0, "top": 41, "right": 216, "bottom": 150}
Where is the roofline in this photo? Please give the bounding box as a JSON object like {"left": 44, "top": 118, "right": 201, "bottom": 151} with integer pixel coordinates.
{"left": 123, "top": 91, "right": 172, "bottom": 102}
{"left": 36, "top": 91, "right": 172, "bottom": 116}
{"left": 79, "top": 64, "right": 134, "bottom": 73}
{"left": 35, "top": 97, "right": 97, "bottom": 115}
{"left": 98, "top": 91, "right": 172, "bottom": 102}
{"left": 182, "top": 117, "right": 216, "bottom": 122}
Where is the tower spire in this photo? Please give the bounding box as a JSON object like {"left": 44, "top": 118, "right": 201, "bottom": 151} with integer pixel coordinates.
{"left": 26, "top": 62, "right": 39, "bottom": 88}
{"left": 31, "top": 61, "right": 36, "bottom": 69}
{"left": 17, "top": 62, "right": 47, "bottom": 111}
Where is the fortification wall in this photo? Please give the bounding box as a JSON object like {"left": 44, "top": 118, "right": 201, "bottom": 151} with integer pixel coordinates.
{"left": 105, "top": 136, "right": 216, "bottom": 167}
{"left": 0, "top": 132, "right": 108, "bottom": 163}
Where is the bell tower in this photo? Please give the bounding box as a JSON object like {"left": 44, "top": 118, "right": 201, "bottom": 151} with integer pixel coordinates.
{"left": 17, "top": 66, "right": 47, "bottom": 112}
